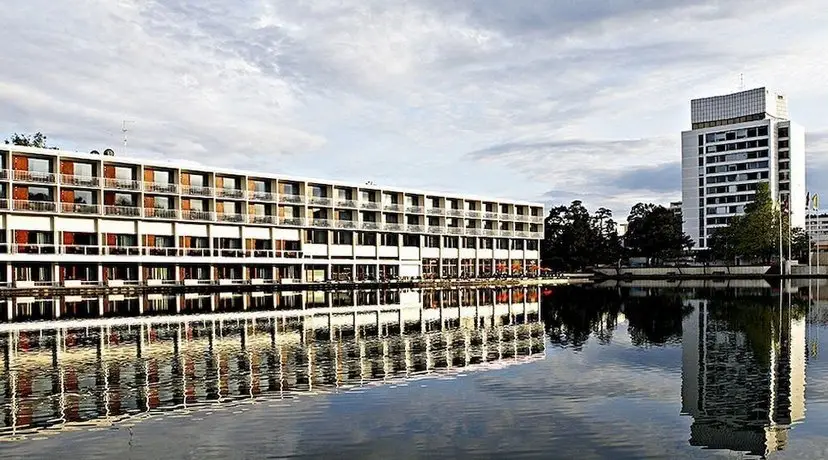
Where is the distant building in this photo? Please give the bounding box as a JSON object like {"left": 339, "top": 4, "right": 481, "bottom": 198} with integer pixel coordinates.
{"left": 669, "top": 201, "right": 682, "bottom": 217}
{"left": 681, "top": 87, "right": 806, "bottom": 250}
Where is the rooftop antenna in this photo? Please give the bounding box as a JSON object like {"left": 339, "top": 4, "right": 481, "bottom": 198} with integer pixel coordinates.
{"left": 739, "top": 73, "right": 744, "bottom": 91}
{"left": 122, "top": 120, "right": 134, "bottom": 153}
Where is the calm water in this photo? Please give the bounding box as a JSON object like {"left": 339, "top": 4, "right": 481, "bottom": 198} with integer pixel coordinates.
{"left": 2, "top": 283, "right": 828, "bottom": 459}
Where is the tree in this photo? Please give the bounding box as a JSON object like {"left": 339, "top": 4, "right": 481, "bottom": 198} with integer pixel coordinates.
{"left": 4, "top": 132, "right": 58, "bottom": 149}
{"left": 624, "top": 203, "right": 693, "bottom": 264}
{"left": 709, "top": 183, "right": 795, "bottom": 263}
{"left": 542, "top": 201, "right": 622, "bottom": 270}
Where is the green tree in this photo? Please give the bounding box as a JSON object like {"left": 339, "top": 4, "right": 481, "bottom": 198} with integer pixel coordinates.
{"left": 542, "top": 201, "right": 622, "bottom": 270}
{"left": 4, "top": 132, "right": 58, "bottom": 149}
{"left": 708, "top": 182, "right": 798, "bottom": 263}
{"left": 624, "top": 203, "right": 693, "bottom": 264}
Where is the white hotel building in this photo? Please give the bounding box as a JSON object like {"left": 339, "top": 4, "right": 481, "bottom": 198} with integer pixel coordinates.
{"left": 681, "top": 87, "right": 806, "bottom": 250}
{"left": 0, "top": 146, "right": 543, "bottom": 288}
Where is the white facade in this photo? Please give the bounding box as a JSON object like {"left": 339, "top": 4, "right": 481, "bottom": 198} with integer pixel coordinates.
{"left": 681, "top": 87, "right": 806, "bottom": 249}
{"left": 0, "top": 145, "right": 544, "bottom": 287}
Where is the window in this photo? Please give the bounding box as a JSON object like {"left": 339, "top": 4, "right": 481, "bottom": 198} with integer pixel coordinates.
{"left": 406, "top": 214, "right": 420, "bottom": 225}
{"left": 74, "top": 190, "right": 94, "bottom": 204}
{"left": 250, "top": 203, "right": 266, "bottom": 215}
{"left": 154, "top": 196, "right": 172, "bottom": 209}
{"left": 479, "top": 238, "right": 493, "bottom": 249}
{"left": 526, "top": 240, "right": 539, "bottom": 251}
{"left": 190, "top": 199, "right": 205, "bottom": 211}
{"left": 251, "top": 180, "right": 267, "bottom": 192}
{"left": 281, "top": 182, "right": 299, "bottom": 195}
{"left": 447, "top": 199, "right": 460, "bottom": 209}
{"left": 385, "top": 213, "right": 399, "bottom": 224}
{"left": 29, "top": 186, "right": 51, "bottom": 201}
{"left": 189, "top": 174, "right": 205, "bottom": 187}
{"left": 337, "top": 188, "right": 353, "bottom": 200}
{"left": 222, "top": 201, "right": 239, "bottom": 214}
{"left": 402, "top": 234, "right": 419, "bottom": 247}
{"left": 333, "top": 231, "right": 352, "bottom": 245}
{"left": 357, "top": 232, "right": 376, "bottom": 246}
{"left": 222, "top": 177, "right": 238, "bottom": 190}
{"left": 361, "top": 211, "right": 377, "bottom": 222}
{"left": 430, "top": 197, "right": 440, "bottom": 208}
{"left": 29, "top": 158, "right": 50, "bottom": 173}
{"left": 424, "top": 236, "right": 440, "bottom": 248}
{"left": 496, "top": 238, "right": 509, "bottom": 250}
{"left": 462, "top": 237, "right": 475, "bottom": 249}
{"left": 500, "top": 204, "right": 509, "bottom": 213}
{"left": 74, "top": 162, "right": 93, "bottom": 177}
{"left": 443, "top": 236, "right": 458, "bottom": 248}
{"left": 361, "top": 190, "right": 375, "bottom": 202}
{"left": 381, "top": 233, "right": 398, "bottom": 246}
{"left": 405, "top": 195, "right": 419, "bottom": 207}
{"left": 484, "top": 203, "right": 495, "bottom": 212}
{"left": 153, "top": 170, "right": 171, "bottom": 184}
{"left": 511, "top": 240, "right": 524, "bottom": 250}
{"left": 383, "top": 192, "right": 399, "bottom": 204}
{"left": 114, "top": 193, "right": 134, "bottom": 206}
{"left": 427, "top": 216, "right": 440, "bottom": 226}
{"left": 115, "top": 166, "right": 133, "bottom": 180}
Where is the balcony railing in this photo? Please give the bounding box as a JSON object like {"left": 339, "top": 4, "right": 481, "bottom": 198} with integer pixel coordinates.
{"left": 13, "top": 170, "right": 56, "bottom": 183}
{"left": 360, "top": 201, "right": 380, "bottom": 210}
{"left": 145, "top": 208, "right": 179, "bottom": 219}
{"left": 145, "top": 182, "right": 178, "bottom": 194}
{"left": 59, "top": 245, "right": 100, "bottom": 255}
{"left": 405, "top": 206, "right": 424, "bottom": 214}
{"left": 515, "top": 215, "right": 530, "bottom": 222}
{"left": 217, "top": 212, "right": 244, "bottom": 223}
{"left": 335, "top": 220, "right": 358, "bottom": 229}
{"left": 515, "top": 231, "right": 530, "bottom": 238}
{"left": 531, "top": 215, "right": 544, "bottom": 224}
{"left": 244, "top": 249, "right": 276, "bottom": 258}
{"left": 180, "top": 248, "right": 210, "bottom": 257}
{"left": 279, "top": 194, "right": 305, "bottom": 204}
{"left": 483, "top": 212, "right": 498, "bottom": 219}
{"left": 142, "top": 247, "right": 179, "bottom": 257}
{"left": 383, "top": 203, "right": 404, "bottom": 212}
{"left": 104, "top": 245, "right": 141, "bottom": 256}
{"left": 248, "top": 190, "right": 275, "bottom": 201}
{"left": 61, "top": 174, "right": 99, "bottom": 187}
{"left": 0, "top": 169, "right": 8, "bottom": 180}
{"left": 61, "top": 203, "right": 100, "bottom": 214}
{"left": 309, "top": 196, "right": 332, "bottom": 206}
{"left": 182, "top": 210, "right": 214, "bottom": 221}
{"left": 446, "top": 209, "right": 464, "bottom": 217}
{"left": 104, "top": 178, "right": 141, "bottom": 190}
{"left": 427, "top": 225, "right": 444, "bottom": 234}
{"left": 465, "top": 210, "right": 482, "bottom": 218}
{"left": 499, "top": 229, "right": 515, "bottom": 237}
{"left": 105, "top": 205, "right": 142, "bottom": 217}
{"left": 11, "top": 243, "right": 57, "bottom": 254}
{"left": 427, "top": 207, "right": 445, "bottom": 216}
{"left": 447, "top": 227, "right": 464, "bottom": 235}
{"left": 249, "top": 214, "right": 276, "bottom": 224}
{"left": 406, "top": 224, "right": 425, "bottom": 233}
{"left": 310, "top": 218, "right": 332, "bottom": 228}
{"left": 360, "top": 221, "right": 381, "bottom": 230}
{"left": 14, "top": 200, "right": 56, "bottom": 212}
{"left": 482, "top": 229, "right": 498, "bottom": 237}
{"left": 0, "top": 199, "right": 8, "bottom": 210}
{"left": 213, "top": 249, "right": 244, "bottom": 258}
{"left": 466, "top": 228, "right": 481, "bottom": 236}
{"left": 217, "top": 188, "right": 245, "bottom": 199}
{"left": 498, "top": 213, "right": 514, "bottom": 221}
{"left": 181, "top": 185, "right": 213, "bottom": 197}
{"left": 384, "top": 223, "right": 404, "bottom": 231}
{"left": 279, "top": 217, "right": 305, "bottom": 226}
{"left": 336, "top": 199, "right": 358, "bottom": 208}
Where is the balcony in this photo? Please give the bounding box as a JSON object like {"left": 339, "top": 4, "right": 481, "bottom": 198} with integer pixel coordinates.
{"left": 482, "top": 229, "right": 498, "bottom": 237}
{"left": 249, "top": 214, "right": 276, "bottom": 224}
{"left": 310, "top": 218, "right": 332, "bottom": 228}
{"left": 217, "top": 188, "right": 245, "bottom": 199}
{"left": 104, "top": 178, "right": 141, "bottom": 191}
{"left": 531, "top": 215, "right": 544, "bottom": 224}
{"left": 279, "top": 194, "right": 305, "bottom": 204}
{"left": 427, "top": 225, "right": 444, "bottom": 234}
{"left": 427, "top": 207, "right": 445, "bottom": 216}
{"left": 515, "top": 215, "right": 531, "bottom": 222}
{"left": 515, "top": 231, "right": 531, "bottom": 238}
{"left": 248, "top": 190, "right": 275, "bottom": 201}
{"left": 182, "top": 210, "right": 214, "bottom": 221}
{"left": 499, "top": 213, "right": 514, "bottom": 221}
{"left": 279, "top": 216, "right": 305, "bottom": 226}
{"left": 465, "top": 210, "right": 482, "bottom": 218}
{"left": 447, "top": 227, "right": 464, "bottom": 235}
{"left": 245, "top": 249, "right": 276, "bottom": 258}
{"left": 360, "top": 201, "right": 380, "bottom": 210}
{"left": 335, "top": 220, "right": 358, "bottom": 229}
{"left": 105, "top": 205, "right": 142, "bottom": 217}
{"left": 102, "top": 246, "right": 141, "bottom": 256}
{"left": 180, "top": 248, "right": 210, "bottom": 257}
{"left": 143, "top": 247, "right": 179, "bottom": 257}
{"left": 214, "top": 248, "right": 244, "bottom": 258}
{"left": 61, "top": 203, "right": 100, "bottom": 215}
{"left": 308, "top": 196, "right": 332, "bottom": 207}
{"left": 499, "top": 229, "right": 515, "bottom": 237}
{"left": 13, "top": 200, "right": 56, "bottom": 212}
{"left": 483, "top": 211, "right": 498, "bottom": 219}
{"left": 13, "top": 170, "right": 56, "bottom": 184}
{"left": 336, "top": 199, "right": 358, "bottom": 208}
{"left": 11, "top": 243, "right": 57, "bottom": 254}
{"left": 60, "top": 245, "right": 100, "bottom": 255}
{"left": 466, "top": 228, "right": 481, "bottom": 236}
{"left": 384, "top": 223, "right": 404, "bottom": 232}
{"left": 145, "top": 208, "right": 179, "bottom": 219}
{"left": 60, "top": 174, "right": 99, "bottom": 187}
{"left": 446, "top": 209, "right": 464, "bottom": 217}
{"left": 0, "top": 169, "right": 7, "bottom": 180}
{"left": 406, "top": 224, "right": 425, "bottom": 233}
{"left": 0, "top": 199, "right": 7, "bottom": 209}
{"left": 181, "top": 185, "right": 213, "bottom": 197}
{"left": 360, "top": 221, "right": 381, "bottom": 231}
{"left": 217, "top": 212, "right": 245, "bottom": 223}
{"left": 405, "top": 206, "right": 424, "bottom": 214}
{"left": 383, "top": 203, "right": 404, "bottom": 212}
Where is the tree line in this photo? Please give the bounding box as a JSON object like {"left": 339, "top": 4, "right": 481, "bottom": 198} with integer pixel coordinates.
{"left": 542, "top": 182, "right": 804, "bottom": 269}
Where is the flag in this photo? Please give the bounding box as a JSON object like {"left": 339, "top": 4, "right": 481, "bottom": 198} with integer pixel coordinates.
{"left": 782, "top": 197, "right": 790, "bottom": 214}
{"left": 814, "top": 194, "right": 820, "bottom": 211}
{"left": 806, "top": 192, "right": 810, "bottom": 210}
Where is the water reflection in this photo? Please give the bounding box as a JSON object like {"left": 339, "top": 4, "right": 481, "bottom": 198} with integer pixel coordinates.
{"left": 0, "top": 287, "right": 544, "bottom": 441}
{"left": 543, "top": 283, "right": 810, "bottom": 458}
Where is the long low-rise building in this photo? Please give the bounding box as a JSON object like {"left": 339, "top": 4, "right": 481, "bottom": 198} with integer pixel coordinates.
{"left": 0, "top": 145, "right": 544, "bottom": 288}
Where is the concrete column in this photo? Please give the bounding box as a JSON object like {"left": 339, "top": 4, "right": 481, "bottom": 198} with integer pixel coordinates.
{"left": 138, "top": 295, "right": 144, "bottom": 315}
{"left": 97, "top": 297, "right": 104, "bottom": 317}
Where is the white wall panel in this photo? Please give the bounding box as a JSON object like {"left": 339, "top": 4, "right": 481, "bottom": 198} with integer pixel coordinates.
{"left": 8, "top": 215, "right": 51, "bottom": 231}
{"left": 55, "top": 217, "right": 96, "bottom": 233}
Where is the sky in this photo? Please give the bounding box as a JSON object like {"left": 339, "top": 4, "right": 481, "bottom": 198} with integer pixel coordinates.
{"left": 2, "top": 0, "right": 828, "bottom": 221}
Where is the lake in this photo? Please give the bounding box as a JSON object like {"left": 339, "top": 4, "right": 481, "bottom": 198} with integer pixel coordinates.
{"left": 1, "top": 282, "right": 828, "bottom": 459}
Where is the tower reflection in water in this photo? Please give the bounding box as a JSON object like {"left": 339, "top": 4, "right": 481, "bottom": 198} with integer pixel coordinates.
{"left": 681, "top": 294, "right": 807, "bottom": 458}
{"left": 0, "top": 287, "right": 544, "bottom": 441}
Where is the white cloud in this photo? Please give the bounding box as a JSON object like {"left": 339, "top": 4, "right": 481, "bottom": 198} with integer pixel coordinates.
{"left": 1, "top": 0, "right": 827, "bottom": 216}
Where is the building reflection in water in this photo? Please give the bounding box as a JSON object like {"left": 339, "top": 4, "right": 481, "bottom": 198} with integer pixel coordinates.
{"left": 0, "top": 287, "right": 544, "bottom": 440}
{"left": 681, "top": 295, "right": 807, "bottom": 458}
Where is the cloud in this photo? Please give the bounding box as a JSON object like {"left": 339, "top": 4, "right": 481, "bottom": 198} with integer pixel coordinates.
{"left": 1, "top": 0, "right": 828, "bottom": 216}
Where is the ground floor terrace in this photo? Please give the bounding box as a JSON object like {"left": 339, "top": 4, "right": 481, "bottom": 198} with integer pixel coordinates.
{"left": 0, "top": 257, "right": 541, "bottom": 289}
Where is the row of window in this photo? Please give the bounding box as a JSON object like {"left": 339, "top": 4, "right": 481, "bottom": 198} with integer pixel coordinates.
{"left": 705, "top": 160, "right": 768, "bottom": 175}
{"left": 706, "top": 182, "right": 759, "bottom": 195}
{"left": 706, "top": 171, "right": 768, "bottom": 184}
{"left": 705, "top": 149, "right": 768, "bottom": 165}
{"left": 703, "top": 125, "right": 770, "bottom": 143}
{"left": 706, "top": 194, "right": 755, "bottom": 205}
{"left": 704, "top": 138, "right": 769, "bottom": 154}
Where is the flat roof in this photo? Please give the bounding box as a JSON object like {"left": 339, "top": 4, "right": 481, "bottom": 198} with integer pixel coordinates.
{"left": 2, "top": 144, "right": 545, "bottom": 207}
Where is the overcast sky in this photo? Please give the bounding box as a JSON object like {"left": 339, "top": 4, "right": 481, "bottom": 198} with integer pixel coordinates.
{"left": 2, "top": 0, "right": 827, "bottom": 220}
